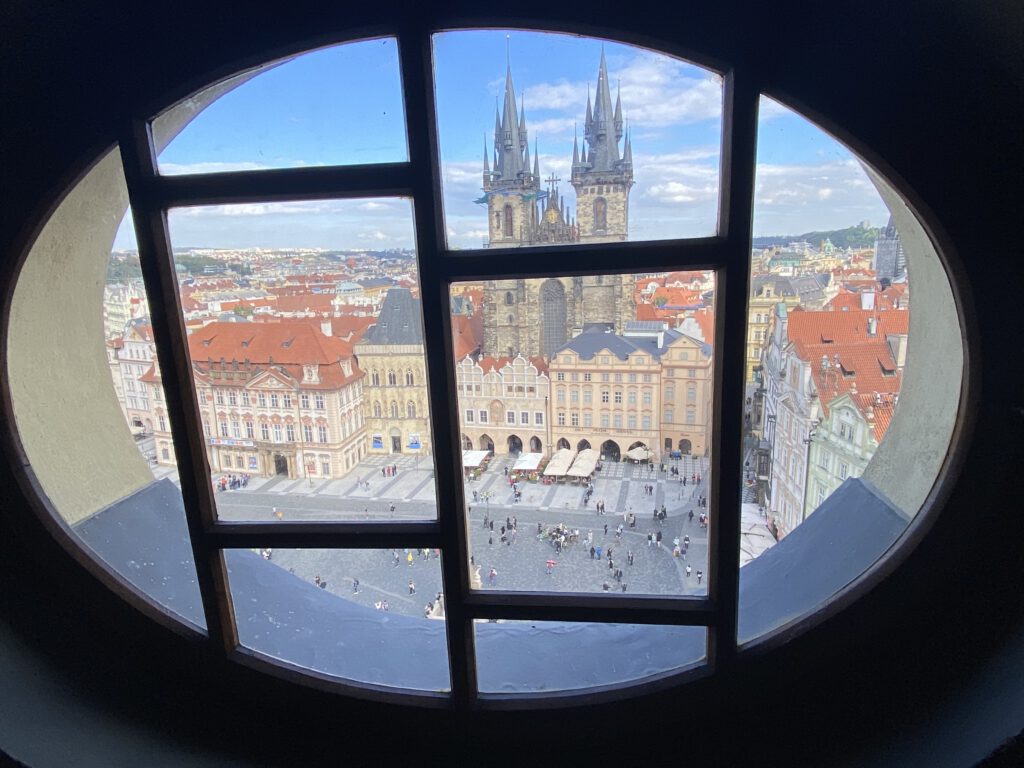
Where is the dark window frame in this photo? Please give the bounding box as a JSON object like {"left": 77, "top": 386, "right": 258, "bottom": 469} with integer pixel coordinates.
{"left": 107, "top": 23, "right": 752, "bottom": 709}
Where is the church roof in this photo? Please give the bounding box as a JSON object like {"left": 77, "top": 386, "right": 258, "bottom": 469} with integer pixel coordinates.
{"left": 359, "top": 288, "right": 424, "bottom": 346}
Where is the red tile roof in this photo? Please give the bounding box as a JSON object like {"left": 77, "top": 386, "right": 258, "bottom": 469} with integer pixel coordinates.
{"left": 451, "top": 313, "right": 482, "bottom": 360}
{"left": 188, "top": 321, "right": 361, "bottom": 390}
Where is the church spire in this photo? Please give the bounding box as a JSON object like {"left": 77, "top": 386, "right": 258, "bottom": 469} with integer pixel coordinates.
{"left": 623, "top": 129, "right": 633, "bottom": 166}
{"left": 572, "top": 126, "right": 580, "bottom": 167}
{"left": 523, "top": 137, "right": 531, "bottom": 179}
{"left": 532, "top": 138, "right": 539, "bottom": 179}
{"left": 614, "top": 80, "right": 624, "bottom": 141}
{"left": 483, "top": 134, "right": 490, "bottom": 174}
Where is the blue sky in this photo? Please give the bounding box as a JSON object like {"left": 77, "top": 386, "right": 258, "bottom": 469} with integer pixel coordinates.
{"left": 114, "top": 31, "right": 891, "bottom": 251}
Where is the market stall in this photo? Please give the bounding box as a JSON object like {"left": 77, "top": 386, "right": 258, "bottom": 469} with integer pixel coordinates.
{"left": 566, "top": 449, "right": 600, "bottom": 481}
{"left": 541, "top": 448, "right": 576, "bottom": 482}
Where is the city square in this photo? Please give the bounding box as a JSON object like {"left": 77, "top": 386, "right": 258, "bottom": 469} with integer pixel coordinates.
{"left": 160, "top": 452, "right": 712, "bottom": 616}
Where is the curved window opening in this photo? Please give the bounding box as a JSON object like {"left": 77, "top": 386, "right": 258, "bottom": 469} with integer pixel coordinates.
{"left": 2, "top": 27, "right": 964, "bottom": 708}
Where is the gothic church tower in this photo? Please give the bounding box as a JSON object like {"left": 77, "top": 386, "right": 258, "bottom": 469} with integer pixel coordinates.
{"left": 483, "top": 65, "right": 541, "bottom": 247}
{"left": 571, "top": 50, "right": 634, "bottom": 243}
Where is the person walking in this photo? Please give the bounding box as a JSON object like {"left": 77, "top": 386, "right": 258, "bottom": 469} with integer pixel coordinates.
{"left": 488, "top": 568, "right": 497, "bottom": 586}
{"left": 408, "top": 580, "right": 416, "bottom": 595}
{"left": 696, "top": 570, "right": 703, "bottom": 585}
{"left": 627, "top": 550, "right": 634, "bottom": 566}
{"left": 686, "top": 564, "right": 692, "bottom": 578}
{"left": 407, "top": 551, "right": 414, "bottom": 567}
{"left": 604, "top": 523, "right": 608, "bottom": 536}
{"left": 352, "top": 578, "right": 359, "bottom": 594}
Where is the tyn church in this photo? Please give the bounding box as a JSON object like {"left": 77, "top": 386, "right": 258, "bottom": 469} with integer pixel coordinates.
{"left": 480, "top": 50, "right": 635, "bottom": 358}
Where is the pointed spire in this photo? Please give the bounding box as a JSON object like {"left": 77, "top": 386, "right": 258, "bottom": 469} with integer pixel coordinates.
{"left": 523, "top": 138, "right": 531, "bottom": 179}
{"left": 585, "top": 84, "right": 593, "bottom": 130}
{"left": 623, "top": 129, "right": 633, "bottom": 166}
{"left": 532, "top": 138, "right": 539, "bottom": 179}
{"left": 483, "top": 134, "right": 490, "bottom": 173}
{"left": 614, "top": 80, "right": 624, "bottom": 140}
{"left": 572, "top": 125, "right": 580, "bottom": 167}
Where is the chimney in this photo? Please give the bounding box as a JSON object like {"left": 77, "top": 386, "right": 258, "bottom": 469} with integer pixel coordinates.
{"left": 867, "top": 316, "right": 877, "bottom": 337}
{"left": 321, "top": 315, "right": 332, "bottom": 337}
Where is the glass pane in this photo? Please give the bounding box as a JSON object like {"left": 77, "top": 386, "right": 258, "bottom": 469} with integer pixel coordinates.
{"left": 476, "top": 620, "right": 705, "bottom": 693}
{"left": 433, "top": 30, "right": 722, "bottom": 249}
{"left": 452, "top": 272, "right": 716, "bottom": 596}
{"left": 739, "top": 96, "right": 913, "bottom": 642}
{"left": 156, "top": 38, "right": 407, "bottom": 174}
{"left": 166, "top": 198, "right": 438, "bottom": 522}
{"left": 227, "top": 549, "right": 450, "bottom": 691}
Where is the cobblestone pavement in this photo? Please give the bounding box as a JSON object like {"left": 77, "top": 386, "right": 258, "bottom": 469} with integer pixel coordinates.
{"left": 205, "top": 454, "right": 713, "bottom": 615}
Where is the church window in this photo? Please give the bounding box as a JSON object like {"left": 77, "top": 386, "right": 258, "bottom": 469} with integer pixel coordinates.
{"left": 405, "top": 370, "right": 414, "bottom": 386}
{"left": 387, "top": 370, "right": 397, "bottom": 386}
{"left": 407, "top": 402, "right": 416, "bottom": 419}
{"left": 373, "top": 401, "right": 382, "bottom": 418}
{"left": 504, "top": 291, "right": 514, "bottom": 305}
{"left": 371, "top": 371, "right": 380, "bottom": 386}
{"left": 503, "top": 205, "right": 513, "bottom": 237}
{"left": 593, "top": 197, "right": 607, "bottom": 232}
{"left": 390, "top": 402, "right": 399, "bottom": 418}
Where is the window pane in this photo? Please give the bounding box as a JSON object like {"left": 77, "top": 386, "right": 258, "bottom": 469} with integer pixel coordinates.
{"left": 227, "top": 549, "right": 450, "bottom": 691}
{"left": 156, "top": 38, "right": 407, "bottom": 174}
{"left": 475, "top": 621, "right": 705, "bottom": 693}
{"left": 166, "top": 199, "right": 439, "bottom": 522}
{"left": 452, "top": 272, "right": 716, "bottom": 596}
{"left": 433, "top": 30, "right": 722, "bottom": 249}
{"left": 739, "top": 96, "right": 914, "bottom": 642}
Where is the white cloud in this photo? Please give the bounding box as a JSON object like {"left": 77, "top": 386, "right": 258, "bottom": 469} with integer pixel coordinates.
{"left": 158, "top": 161, "right": 268, "bottom": 175}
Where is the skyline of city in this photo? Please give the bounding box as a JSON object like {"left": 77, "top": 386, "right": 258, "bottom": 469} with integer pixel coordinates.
{"left": 113, "top": 31, "right": 890, "bottom": 251}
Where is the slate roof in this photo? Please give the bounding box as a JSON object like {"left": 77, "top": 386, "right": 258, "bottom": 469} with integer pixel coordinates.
{"left": 553, "top": 326, "right": 682, "bottom": 361}
{"left": 359, "top": 288, "right": 424, "bottom": 346}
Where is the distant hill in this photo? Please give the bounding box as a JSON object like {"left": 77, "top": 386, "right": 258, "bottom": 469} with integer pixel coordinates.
{"left": 753, "top": 223, "right": 880, "bottom": 251}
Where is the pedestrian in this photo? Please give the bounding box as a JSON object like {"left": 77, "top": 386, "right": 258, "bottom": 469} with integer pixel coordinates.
{"left": 489, "top": 568, "right": 497, "bottom": 586}
{"left": 621, "top": 583, "right": 627, "bottom": 592}
{"left": 656, "top": 530, "right": 663, "bottom": 547}
{"left": 352, "top": 578, "right": 359, "bottom": 593}
{"left": 488, "top": 534, "right": 493, "bottom": 546}
{"left": 604, "top": 523, "right": 608, "bottom": 536}
{"left": 647, "top": 532, "right": 653, "bottom": 547}
{"left": 590, "top": 546, "right": 596, "bottom": 559}
{"left": 273, "top": 506, "right": 282, "bottom": 520}
{"left": 513, "top": 516, "right": 517, "bottom": 530}
{"left": 407, "top": 551, "right": 414, "bottom": 566}
{"left": 697, "top": 570, "right": 703, "bottom": 584}
{"left": 595, "top": 545, "right": 603, "bottom": 559}
{"left": 686, "top": 564, "right": 692, "bottom": 578}
{"left": 393, "top": 550, "right": 400, "bottom": 567}
{"left": 382, "top": 600, "right": 389, "bottom": 611}
{"left": 688, "top": 509, "right": 694, "bottom": 523}
{"left": 314, "top": 574, "right": 321, "bottom": 587}
{"left": 627, "top": 550, "right": 634, "bottom": 565}
{"left": 408, "top": 580, "right": 416, "bottom": 595}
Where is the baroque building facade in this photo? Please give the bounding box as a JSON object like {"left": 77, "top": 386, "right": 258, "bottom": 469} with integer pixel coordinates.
{"left": 182, "top": 321, "right": 367, "bottom": 480}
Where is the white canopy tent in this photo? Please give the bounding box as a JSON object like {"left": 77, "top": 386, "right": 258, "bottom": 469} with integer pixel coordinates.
{"left": 462, "top": 450, "right": 491, "bottom": 469}
{"left": 626, "top": 446, "right": 653, "bottom": 462}
{"left": 542, "top": 448, "right": 576, "bottom": 477}
{"left": 512, "top": 452, "right": 544, "bottom": 472}
{"left": 566, "top": 449, "right": 600, "bottom": 478}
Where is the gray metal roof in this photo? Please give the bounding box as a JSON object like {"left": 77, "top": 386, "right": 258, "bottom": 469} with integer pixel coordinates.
{"left": 554, "top": 327, "right": 682, "bottom": 361}
{"left": 359, "top": 288, "right": 424, "bottom": 346}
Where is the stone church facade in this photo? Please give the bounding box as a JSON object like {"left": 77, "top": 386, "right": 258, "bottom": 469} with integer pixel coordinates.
{"left": 480, "top": 50, "right": 636, "bottom": 358}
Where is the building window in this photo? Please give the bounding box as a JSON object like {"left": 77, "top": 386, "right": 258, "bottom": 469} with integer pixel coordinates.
{"left": 520, "top": 411, "right": 529, "bottom": 424}
{"left": 219, "top": 421, "right": 228, "bottom": 437}
{"left": 387, "top": 371, "right": 397, "bottom": 386}
{"left": 405, "top": 370, "right": 414, "bottom": 386}
{"left": 534, "top": 412, "right": 543, "bottom": 425}
{"left": 628, "top": 391, "right": 636, "bottom": 406}
{"left": 286, "top": 424, "right": 295, "bottom": 442}
{"left": 642, "top": 415, "right": 651, "bottom": 430}
{"left": 601, "top": 414, "right": 610, "bottom": 428}
{"left": 839, "top": 462, "right": 849, "bottom": 480}
{"left": 228, "top": 391, "right": 237, "bottom": 406}
{"left": 241, "top": 391, "right": 250, "bottom": 406}
{"left": 601, "top": 390, "right": 609, "bottom": 403}
{"left": 556, "top": 373, "right": 565, "bottom": 381}
{"left": 371, "top": 371, "right": 380, "bottom": 386}
{"left": 613, "top": 414, "right": 623, "bottom": 429}
{"left": 318, "top": 426, "right": 328, "bottom": 443}
{"left": 260, "top": 423, "right": 270, "bottom": 441}
{"left": 407, "top": 402, "right": 416, "bottom": 419}
{"left": 257, "top": 392, "right": 267, "bottom": 407}
{"left": 583, "top": 373, "right": 592, "bottom": 382}
{"left": 583, "top": 390, "right": 592, "bottom": 404}
{"left": 465, "top": 410, "right": 474, "bottom": 423}
{"left": 479, "top": 410, "right": 488, "bottom": 424}
{"left": 304, "top": 424, "right": 314, "bottom": 442}
{"left": 642, "top": 390, "right": 652, "bottom": 406}
{"left": 231, "top": 420, "right": 241, "bottom": 438}
{"left": 571, "top": 412, "right": 579, "bottom": 426}
{"left": 283, "top": 394, "right": 292, "bottom": 408}
{"left": 245, "top": 422, "right": 254, "bottom": 439}
{"left": 628, "top": 415, "right": 637, "bottom": 430}
{"left": 557, "top": 412, "right": 565, "bottom": 426}
{"left": 315, "top": 394, "right": 325, "bottom": 410}
{"left": 373, "top": 402, "right": 382, "bottom": 418}
{"left": 584, "top": 413, "right": 592, "bottom": 428}
{"left": 390, "top": 402, "right": 399, "bottom": 419}
{"left": 270, "top": 393, "right": 279, "bottom": 408}
{"left": 614, "top": 391, "right": 622, "bottom": 404}
{"left": 665, "top": 409, "right": 673, "bottom": 422}
{"left": 272, "top": 424, "right": 282, "bottom": 443}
